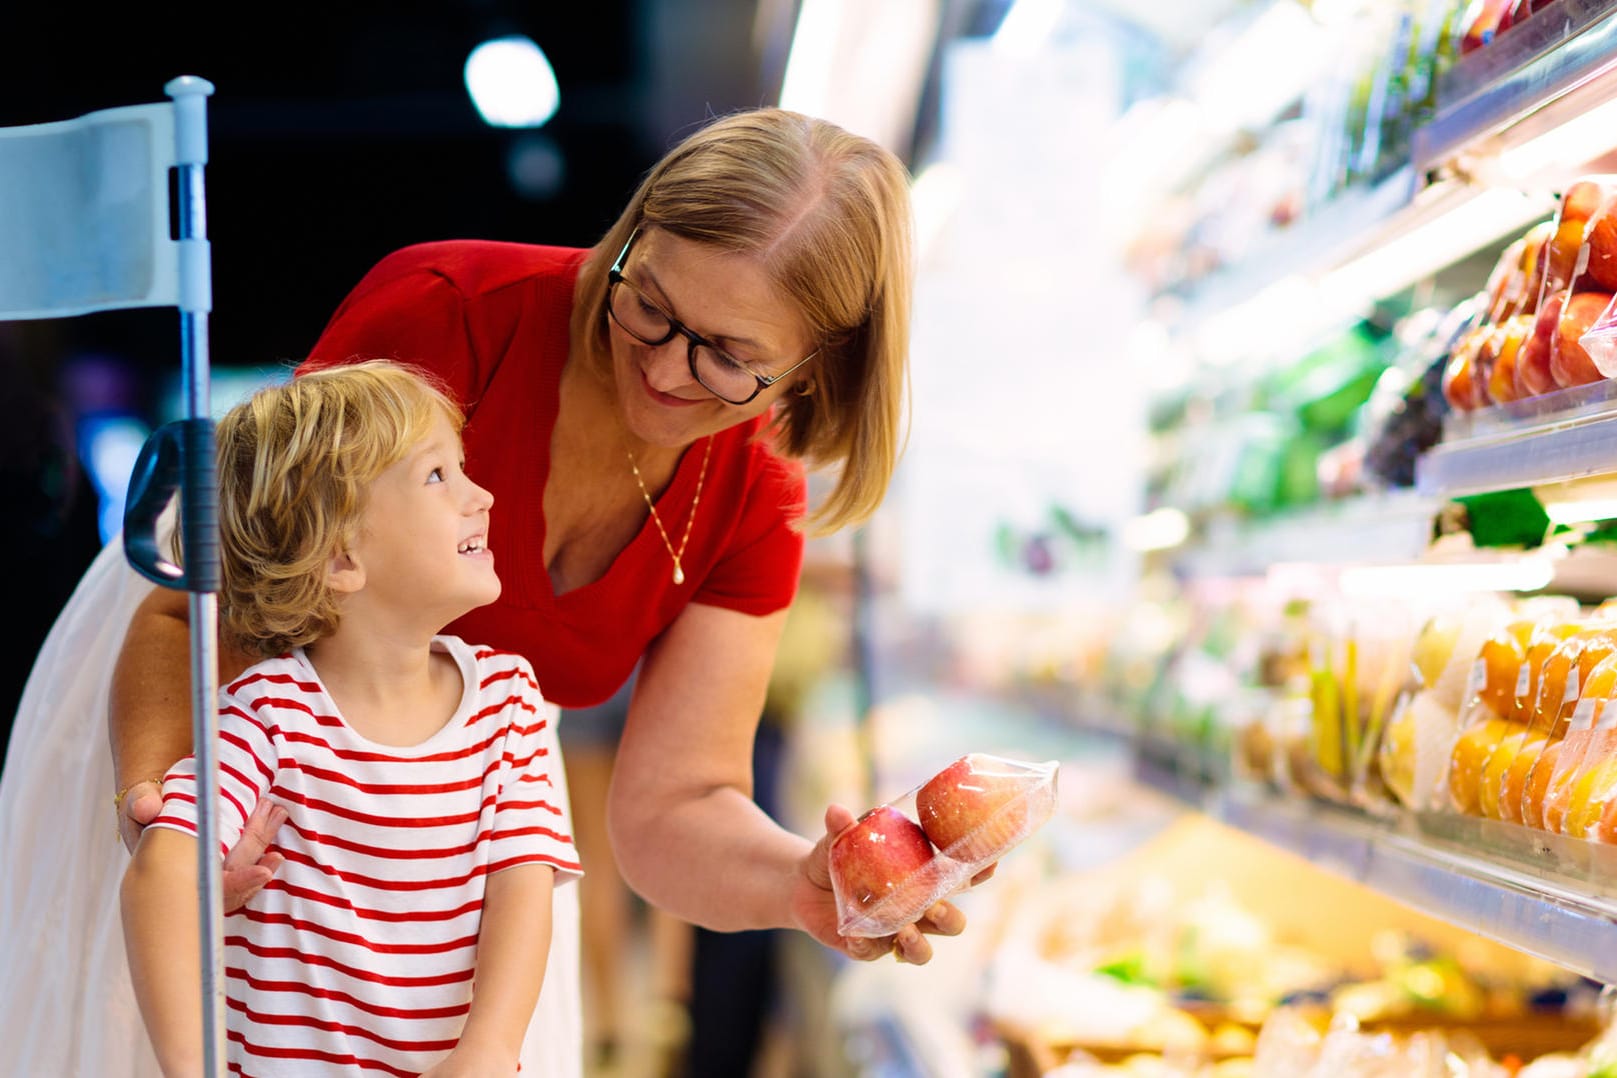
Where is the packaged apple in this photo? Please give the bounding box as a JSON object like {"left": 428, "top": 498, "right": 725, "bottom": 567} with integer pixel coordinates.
{"left": 828, "top": 753, "right": 1058, "bottom": 939}
{"left": 1520, "top": 175, "right": 1617, "bottom": 391}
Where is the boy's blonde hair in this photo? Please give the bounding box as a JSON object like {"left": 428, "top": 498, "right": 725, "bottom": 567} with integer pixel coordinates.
{"left": 217, "top": 360, "right": 464, "bottom": 658}
{"left": 571, "top": 107, "right": 914, "bottom": 535}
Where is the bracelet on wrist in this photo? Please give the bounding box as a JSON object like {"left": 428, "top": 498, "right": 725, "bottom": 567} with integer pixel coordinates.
{"left": 113, "top": 776, "right": 167, "bottom": 817}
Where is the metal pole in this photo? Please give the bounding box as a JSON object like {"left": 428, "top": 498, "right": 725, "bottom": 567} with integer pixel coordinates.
{"left": 167, "top": 75, "right": 224, "bottom": 1076}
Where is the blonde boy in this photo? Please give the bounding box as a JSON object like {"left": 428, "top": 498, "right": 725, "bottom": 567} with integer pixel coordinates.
{"left": 121, "top": 361, "right": 579, "bottom": 1076}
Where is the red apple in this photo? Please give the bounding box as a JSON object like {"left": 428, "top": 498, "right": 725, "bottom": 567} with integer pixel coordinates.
{"left": 1544, "top": 181, "right": 1604, "bottom": 295}
{"left": 828, "top": 805, "right": 936, "bottom": 915}
{"left": 1586, "top": 210, "right": 1617, "bottom": 292}
{"left": 1516, "top": 289, "right": 1567, "bottom": 397}
{"left": 916, "top": 753, "right": 1035, "bottom": 863}
{"left": 1462, "top": 0, "right": 1513, "bottom": 52}
{"left": 1550, "top": 290, "right": 1615, "bottom": 386}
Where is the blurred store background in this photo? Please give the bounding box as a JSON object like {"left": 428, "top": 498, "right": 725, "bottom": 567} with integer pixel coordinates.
{"left": 15, "top": 0, "right": 1617, "bottom": 1075}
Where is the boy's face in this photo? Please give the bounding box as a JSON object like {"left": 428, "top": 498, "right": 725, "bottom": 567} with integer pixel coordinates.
{"left": 345, "top": 409, "right": 499, "bottom": 627}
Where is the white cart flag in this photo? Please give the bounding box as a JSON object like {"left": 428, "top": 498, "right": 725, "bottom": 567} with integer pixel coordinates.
{"left": 0, "top": 103, "right": 181, "bottom": 319}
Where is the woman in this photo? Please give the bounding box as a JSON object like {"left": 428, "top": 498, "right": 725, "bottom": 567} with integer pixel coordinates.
{"left": 2, "top": 108, "right": 968, "bottom": 1075}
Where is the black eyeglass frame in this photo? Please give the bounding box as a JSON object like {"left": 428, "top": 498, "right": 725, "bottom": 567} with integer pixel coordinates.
{"left": 606, "top": 228, "right": 818, "bottom": 406}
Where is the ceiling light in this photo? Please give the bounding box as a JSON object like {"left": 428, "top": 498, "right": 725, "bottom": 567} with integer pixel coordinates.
{"left": 464, "top": 35, "right": 559, "bottom": 129}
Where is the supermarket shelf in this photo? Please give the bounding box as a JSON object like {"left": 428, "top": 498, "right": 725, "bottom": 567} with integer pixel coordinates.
{"left": 1417, "top": 383, "right": 1617, "bottom": 497}
{"left": 1168, "top": 0, "right": 1617, "bottom": 334}
{"left": 1218, "top": 794, "right": 1617, "bottom": 986}
{"left": 1143, "top": 768, "right": 1617, "bottom": 984}
{"left": 1171, "top": 167, "right": 1416, "bottom": 331}
{"left": 1177, "top": 490, "right": 1440, "bottom": 578}
{"left": 1417, "top": 0, "right": 1617, "bottom": 175}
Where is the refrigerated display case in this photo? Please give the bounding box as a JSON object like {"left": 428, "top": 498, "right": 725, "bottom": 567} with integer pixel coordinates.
{"left": 1121, "top": 0, "right": 1617, "bottom": 1017}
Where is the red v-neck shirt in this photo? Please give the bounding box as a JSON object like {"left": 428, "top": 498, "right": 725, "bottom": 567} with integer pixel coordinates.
{"left": 301, "top": 241, "right": 806, "bottom": 707}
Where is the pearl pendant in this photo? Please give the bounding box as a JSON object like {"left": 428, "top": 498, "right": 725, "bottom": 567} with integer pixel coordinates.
{"left": 673, "top": 564, "right": 685, "bottom": 586}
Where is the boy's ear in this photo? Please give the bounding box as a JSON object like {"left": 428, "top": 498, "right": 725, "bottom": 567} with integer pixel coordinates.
{"left": 326, "top": 550, "right": 365, "bottom": 594}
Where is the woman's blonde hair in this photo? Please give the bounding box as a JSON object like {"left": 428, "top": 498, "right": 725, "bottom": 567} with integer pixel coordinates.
{"left": 217, "top": 360, "right": 463, "bottom": 658}
{"left": 571, "top": 107, "right": 914, "bottom": 535}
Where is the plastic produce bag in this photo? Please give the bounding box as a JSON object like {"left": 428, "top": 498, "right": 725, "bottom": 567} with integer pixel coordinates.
{"left": 828, "top": 753, "right": 1057, "bottom": 938}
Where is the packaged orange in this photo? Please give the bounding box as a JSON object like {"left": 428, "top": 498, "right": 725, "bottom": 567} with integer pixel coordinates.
{"left": 1447, "top": 618, "right": 1535, "bottom": 814}
{"left": 1521, "top": 626, "right": 1617, "bottom": 828}
{"left": 1481, "top": 620, "right": 1580, "bottom": 820}
{"left": 1538, "top": 652, "right": 1617, "bottom": 835}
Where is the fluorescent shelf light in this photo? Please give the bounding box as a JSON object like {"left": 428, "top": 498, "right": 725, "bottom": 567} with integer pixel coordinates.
{"left": 1496, "top": 93, "right": 1617, "bottom": 183}
{"left": 1122, "top": 507, "right": 1191, "bottom": 552}
{"left": 1544, "top": 498, "right": 1617, "bottom": 525}
{"left": 1336, "top": 558, "right": 1557, "bottom": 598}
{"left": 1539, "top": 475, "right": 1617, "bottom": 525}
{"left": 1319, "top": 186, "right": 1550, "bottom": 308}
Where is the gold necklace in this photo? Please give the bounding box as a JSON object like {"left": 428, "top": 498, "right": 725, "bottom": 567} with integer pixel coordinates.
{"left": 627, "top": 436, "right": 713, "bottom": 585}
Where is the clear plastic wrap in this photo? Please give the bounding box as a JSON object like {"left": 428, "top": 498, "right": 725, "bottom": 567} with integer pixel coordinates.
{"left": 1444, "top": 178, "right": 1617, "bottom": 414}
{"left": 1514, "top": 625, "right": 1617, "bottom": 829}
{"left": 1531, "top": 651, "right": 1617, "bottom": 837}
{"left": 1443, "top": 598, "right": 1582, "bottom": 818}
{"left": 828, "top": 753, "right": 1057, "bottom": 938}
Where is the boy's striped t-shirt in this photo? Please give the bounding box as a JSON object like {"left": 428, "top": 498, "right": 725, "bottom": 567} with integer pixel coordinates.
{"left": 152, "top": 634, "right": 580, "bottom": 1077}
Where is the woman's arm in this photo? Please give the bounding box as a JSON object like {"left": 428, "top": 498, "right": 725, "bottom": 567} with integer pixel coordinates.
{"left": 109, "top": 587, "right": 254, "bottom": 849}
{"left": 421, "top": 865, "right": 555, "bottom": 1077}
{"left": 109, "top": 588, "right": 284, "bottom": 908}
{"left": 120, "top": 827, "right": 204, "bottom": 1078}
{"left": 608, "top": 603, "right": 965, "bottom": 964}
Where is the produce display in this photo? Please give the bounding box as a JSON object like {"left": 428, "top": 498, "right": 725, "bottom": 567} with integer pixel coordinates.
{"left": 827, "top": 753, "right": 1058, "bottom": 937}
{"left": 985, "top": 817, "right": 1605, "bottom": 1078}
{"left": 1064, "top": 5, "right": 1617, "bottom": 1078}
{"left": 1443, "top": 177, "right": 1617, "bottom": 415}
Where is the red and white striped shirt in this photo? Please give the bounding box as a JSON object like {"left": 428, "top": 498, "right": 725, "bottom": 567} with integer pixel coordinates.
{"left": 153, "top": 635, "right": 580, "bottom": 1077}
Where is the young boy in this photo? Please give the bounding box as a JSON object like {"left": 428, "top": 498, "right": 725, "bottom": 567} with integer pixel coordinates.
{"left": 120, "top": 360, "right": 579, "bottom": 1077}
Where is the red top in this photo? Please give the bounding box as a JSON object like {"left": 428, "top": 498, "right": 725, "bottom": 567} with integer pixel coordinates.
{"left": 302, "top": 241, "right": 806, "bottom": 708}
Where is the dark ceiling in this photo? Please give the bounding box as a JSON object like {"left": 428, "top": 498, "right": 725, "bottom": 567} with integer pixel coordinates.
{"left": 0, "top": 1, "right": 797, "bottom": 382}
{"left": 0, "top": 1, "right": 807, "bottom": 734}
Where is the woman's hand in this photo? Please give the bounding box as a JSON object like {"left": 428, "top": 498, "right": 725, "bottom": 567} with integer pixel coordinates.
{"left": 119, "top": 786, "right": 288, "bottom": 911}
{"left": 790, "top": 804, "right": 974, "bottom": 965}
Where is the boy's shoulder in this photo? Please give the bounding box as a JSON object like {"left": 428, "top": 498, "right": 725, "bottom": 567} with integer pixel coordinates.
{"left": 436, "top": 635, "right": 546, "bottom": 699}
{"left": 224, "top": 651, "right": 320, "bottom": 699}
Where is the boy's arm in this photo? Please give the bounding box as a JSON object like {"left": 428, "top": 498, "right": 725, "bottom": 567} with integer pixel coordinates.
{"left": 424, "top": 864, "right": 555, "bottom": 1075}
{"left": 120, "top": 827, "right": 204, "bottom": 1078}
